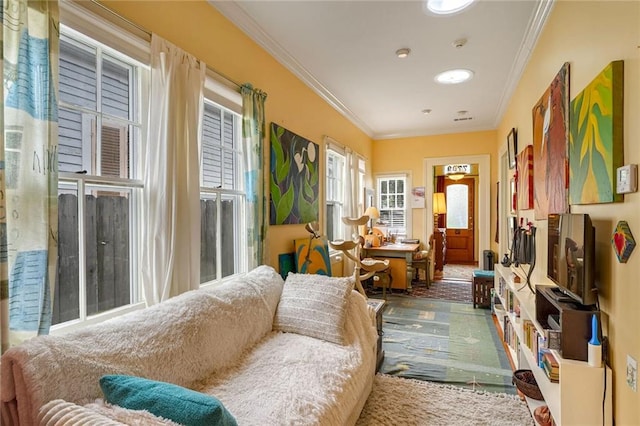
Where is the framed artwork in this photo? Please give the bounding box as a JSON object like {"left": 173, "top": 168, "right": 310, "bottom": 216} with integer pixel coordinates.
{"left": 532, "top": 62, "right": 570, "bottom": 220}
{"left": 569, "top": 60, "right": 624, "bottom": 204}
{"left": 611, "top": 221, "right": 635, "bottom": 264}
{"left": 270, "top": 123, "right": 319, "bottom": 225}
{"left": 411, "top": 186, "right": 425, "bottom": 208}
{"left": 294, "top": 236, "right": 332, "bottom": 275}
{"left": 517, "top": 145, "right": 534, "bottom": 210}
{"left": 507, "top": 128, "right": 517, "bottom": 169}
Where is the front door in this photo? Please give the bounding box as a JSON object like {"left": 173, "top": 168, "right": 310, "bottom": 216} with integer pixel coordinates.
{"left": 444, "top": 178, "right": 475, "bottom": 264}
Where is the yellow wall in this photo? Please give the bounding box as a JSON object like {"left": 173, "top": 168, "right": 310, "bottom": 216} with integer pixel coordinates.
{"left": 373, "top": 130, "right": 497, "bottom": 253}
{"left": 100, "top": 0, "right": 373, "bottom": 268}
{"left": 497, "top": 2, "right": 640, "bottom": 423}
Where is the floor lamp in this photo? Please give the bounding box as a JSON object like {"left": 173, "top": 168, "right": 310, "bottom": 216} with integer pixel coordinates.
{"left": 432, "top": 192, "right": 447, "bottom": 280}
{"left": 433, "top": 192, "right": 447, "bottom": 230}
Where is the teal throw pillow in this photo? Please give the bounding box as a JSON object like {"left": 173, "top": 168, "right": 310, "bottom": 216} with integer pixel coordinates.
{"left": 99, "top": 375, "right": 237, "bottom": 426}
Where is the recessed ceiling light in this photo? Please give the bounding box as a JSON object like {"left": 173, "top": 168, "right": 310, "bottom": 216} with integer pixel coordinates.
{"left": 395, "top": 48, "right": 411, "bottom": 58}
{"left": 434, "top": 69, "right": 474, "bottom": 84}
{"left": 422, "top": 109, "right": 432, "bottom": 115}
{"left": 425, "top": 0, "right": 475, "bottom": 15}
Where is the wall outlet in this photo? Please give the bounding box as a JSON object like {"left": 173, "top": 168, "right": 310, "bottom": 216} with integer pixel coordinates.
{"left": 627, "top": 355, "right": 638, "bottom": 392}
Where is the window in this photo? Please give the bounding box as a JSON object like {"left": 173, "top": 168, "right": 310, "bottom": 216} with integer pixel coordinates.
{"left": 53, "top": 5, "right": 249, "bottom": 328}
{"left": 199, "top": 99, "right": 246, "bottom": 283}
{"left": 377, "top": 175, "right": 408, "bottom": 237}
{"left": 326, "top": 148, "right": 346, "bottom": 242}
{"left": 446, "top": 184, "right": 469, "bottom": 229}
{"left": 54, "top": 27, "right": 147, "bottom": 325}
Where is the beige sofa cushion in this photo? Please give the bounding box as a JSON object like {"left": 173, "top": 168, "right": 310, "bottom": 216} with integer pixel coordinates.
{"left": 273, "top": 273, "right": 354, "bottom": 345}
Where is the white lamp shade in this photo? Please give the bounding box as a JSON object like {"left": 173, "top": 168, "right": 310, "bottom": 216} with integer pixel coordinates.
{"left": 364, "top": 206, "right": 380, "bottom": 219}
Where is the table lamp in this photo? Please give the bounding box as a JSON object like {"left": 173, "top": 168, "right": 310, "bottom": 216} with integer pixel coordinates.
{"left": 364, "top": 206, "right": 380, "bottom": 234}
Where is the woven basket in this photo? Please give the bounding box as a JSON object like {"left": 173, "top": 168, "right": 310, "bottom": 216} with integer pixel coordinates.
{"left": 512, "top": 369, "right": 544, "bottom": 400}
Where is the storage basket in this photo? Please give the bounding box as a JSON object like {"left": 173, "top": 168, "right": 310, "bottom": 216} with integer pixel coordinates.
{"left": 512, "top": 369, "right": 544, "bottom": 400}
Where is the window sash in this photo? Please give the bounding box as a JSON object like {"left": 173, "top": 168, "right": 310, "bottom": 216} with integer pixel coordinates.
{"left": 55, "top": 23, "right": 145, "bottom": 327}
{"left": 377, "top": 176, "right": 407, "bottom": 233}
{"left": 199, "top": 95, "right": 246, "bottom": 284}
{"left": 326, "top": 149, "right": 346, "bottom": 242}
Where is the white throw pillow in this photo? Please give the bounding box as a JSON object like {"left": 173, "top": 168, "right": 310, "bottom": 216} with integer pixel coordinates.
{"left": 274, "top": 273, "right": 354, "bottom": 345}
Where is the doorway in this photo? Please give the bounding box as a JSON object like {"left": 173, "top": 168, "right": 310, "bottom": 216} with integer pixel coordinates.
{"left": 444, "top": 177, "right": 475, "bottom": 264}
{"left": 424, "top": 155, "right": 490, "bottom": 268}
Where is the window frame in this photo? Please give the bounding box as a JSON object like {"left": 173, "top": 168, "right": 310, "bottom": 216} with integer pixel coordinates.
{"left": 325, "top": 147, "right": 346, "bottom": 243}
{"left": 53, "top": 10, "right": 150, "bottom": 332}
{"left": 375, "top": 173, "right": 412, "bottom": 238}
{"left": 199, "top": 96, "right": 247, "bottom": 284}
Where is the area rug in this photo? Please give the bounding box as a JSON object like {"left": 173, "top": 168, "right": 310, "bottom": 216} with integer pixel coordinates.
{"left": 409, "top": 279, "right": 472, "bottom": 303}
{"left": 356, "top": 374, "right": 533, "bottom": 426}
{"left": 380, "top": 295, "right": 515, "bottom": 394}
{"left": 443, "top": 263, "right": 476, "bottom": 281}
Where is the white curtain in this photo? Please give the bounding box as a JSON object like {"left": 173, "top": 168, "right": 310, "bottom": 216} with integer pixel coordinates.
{"left": 341, "top": 148, "right": 360, "bottom": 274}
{"left": 142, "top": 34, "right": 205, "bottom": 305}
{"left": 342, "top": 148, "right": 360, "bottom": 238}
{"left": 1, "top": 0, "right": 59, "bottom": 353}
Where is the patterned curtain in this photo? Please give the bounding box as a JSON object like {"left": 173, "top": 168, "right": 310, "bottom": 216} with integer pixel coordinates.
{"left": 1, "top": 0, "right": 59, "bottom": 354}
{"left": 241, "top": 84, "right": 267, "bottom": 269}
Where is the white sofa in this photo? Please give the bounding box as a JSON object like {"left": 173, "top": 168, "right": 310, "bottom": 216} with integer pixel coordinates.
{"left": 1, "top": 265, "right": 378, "bottom": 425}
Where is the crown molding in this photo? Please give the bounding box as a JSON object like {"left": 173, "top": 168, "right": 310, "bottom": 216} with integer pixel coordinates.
{"left": 211, "top": 0, "right": 553, "bottom": 141}
{"left": 492, "top": 0, "right": 555, "bottom": 128}
{"left": 210, "top": 1, "right": 375, "bottom": 137}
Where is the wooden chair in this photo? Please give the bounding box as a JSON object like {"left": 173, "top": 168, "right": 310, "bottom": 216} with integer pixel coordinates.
{"left": 411, "top": 238, "right": 433, "bottom": 288}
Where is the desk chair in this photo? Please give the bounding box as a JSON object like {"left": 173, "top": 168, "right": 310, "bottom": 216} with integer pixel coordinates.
{"left": 411, "top": 239, "right": 433, "bottom": 289}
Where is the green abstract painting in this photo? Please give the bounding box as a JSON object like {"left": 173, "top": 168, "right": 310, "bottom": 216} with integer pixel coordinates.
{"left": 270, "top": 123, "right": 319, "bottom": 225}
{"left": 569, "top": 61, "right": 624, "bottom": 204}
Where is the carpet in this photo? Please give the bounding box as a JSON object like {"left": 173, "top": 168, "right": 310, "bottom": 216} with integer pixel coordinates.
{"left": 443, "top": 263, "right": 476, "bottom": 281}
{"left": 408, "top": 279, "right": 472, "bottom": 303}
{"left": 379, "top": 296, "right": 515, "bottom": 394}
{"left": 356, "top": 374, "right": 533, "bottom": 426}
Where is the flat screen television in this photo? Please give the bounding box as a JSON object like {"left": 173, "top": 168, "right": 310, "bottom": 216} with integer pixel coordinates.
{"left": 547, "top": 213, "right": 597, "bottom": 306}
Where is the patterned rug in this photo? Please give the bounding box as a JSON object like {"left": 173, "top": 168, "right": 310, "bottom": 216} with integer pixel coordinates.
{"left": 379, "top": 296, "right": 515, "bottom": 395}
{"left": 408, "top": 279, "right": 472, "bottom": 303}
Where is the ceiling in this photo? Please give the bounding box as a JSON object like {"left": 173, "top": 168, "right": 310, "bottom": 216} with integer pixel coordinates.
{"left": 211, "top": 0, "right": 554, "bottom": 140}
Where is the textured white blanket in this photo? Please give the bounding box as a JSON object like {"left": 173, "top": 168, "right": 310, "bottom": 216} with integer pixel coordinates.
{"left": 1, "top": 265, "right": 283, "bottom": 425}
{"left": 2, "top": 266, "right": 377, "bottom": 426}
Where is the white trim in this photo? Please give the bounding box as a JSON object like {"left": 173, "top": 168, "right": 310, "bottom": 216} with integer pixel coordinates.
{"left": 204, "top": 71, "right": 242, "bottom": 114}
{"left": 492, "top": 0, "right": 555, "bottom": 128}
{"left": 60, "top": 0, "right": 150, "bottom": 65}
{"left": 424, "top": 154, "right": 490, "bottom": 263}
{"left": 211, "top": 1, "right": 553, "bottom": 140}
{"left": 211, "top": 1, "right": 374, "bottom": 137}
{"left": 374, "top": 171, "right": 412, "bottom": 238}
{"left": 499, "top": 146, "right": 511, "bottom": 261}
{"left": 324, "top": 135, "right": 346, "bottom": 155}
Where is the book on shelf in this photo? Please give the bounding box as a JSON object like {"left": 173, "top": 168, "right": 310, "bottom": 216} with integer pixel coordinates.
{"left": 544, "top": 328, "right": 561, "bottom": 350}
{"left": 540, "top": 348, "right": 559, "bottom": 382}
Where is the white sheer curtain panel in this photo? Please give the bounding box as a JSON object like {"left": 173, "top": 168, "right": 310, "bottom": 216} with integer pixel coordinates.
{"left": 343, "top": 148, "right": 361, "bottom": 237}
{"left": 142, "top": 34, "right": 205, "bottom": 305}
